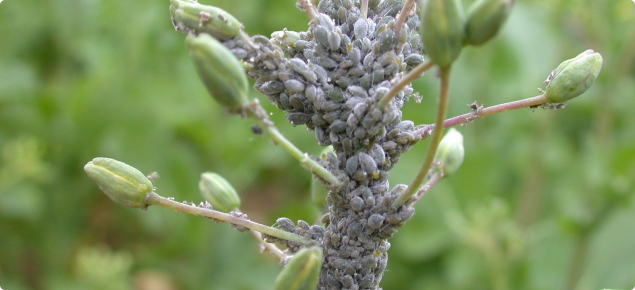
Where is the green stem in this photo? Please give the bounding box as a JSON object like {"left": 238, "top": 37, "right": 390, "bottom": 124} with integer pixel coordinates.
{"left": 378, "top": 61, "right": 435, "bottom": 109}
{"left": 413, "top": 94, "right": 549, "bottom": 139}
{"left": 247, "top": 100, "right": 342, "bottom": 188}
{"left": 145, "top": 192, "right": 315, "bottom": 245}
{"left": 392, "top": 66, "right": 452, "bottom": 209}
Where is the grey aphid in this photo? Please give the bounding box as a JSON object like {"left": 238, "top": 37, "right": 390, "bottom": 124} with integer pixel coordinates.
{"left": 354, "top": 19, "right": 368, "bottom": 40}
{"left": 317, "top": 56, "right": 338, "bottom": 69}
{"left": 352, "top": 170, "right": 367, "bottom": 181}
{"left": 346, "top": 222, "right": 362, "bottom": 237}
{"left": 279, "top": 93, "right": 293, "bottom": 110}
{"left": 327, "top": 87, "right": 345, "bottom": 102}
{"left": 371, "top": 144, "right": 386, "bottom": 165}
{"left": 345, "top": 156, "right": 359, "bottom": 175}
{"left": 260, "top": 80, "right": 285, "bottom": 94}
{"left": 361, "top": 117, "right": 376, "bottom": 129}
{"left": 359, "top": 274, "right": 375, "bottom": 288}
{"left": 354, "top": 127, "right": 367, "bottom": 139}
{"left": 350, "top": 196, "right": 364, "bottom": 211}
{"left": 323, "top": 110, "right": 342, "bottom": 123}
{"left": 405, "top": 54, "right": 425, "bottom": 68}
{"left": 378, "top": 51, "right": 397, "bottom": 66}
{"left": 330, "top": 119, "right": 347, "bottom": 133}
{"left": 312, "top": 114, "right": 326, "bottom": 126}
{"left": 289, "top": 94, "right": 305, "bottom": 110}
{"left": 346, "top": 85, "right": 367, "bottom": 98}
{"left": 318, "top": 13, "right": 335, "bottom": 31}
{"left": 284, "top": 79, "right": 305, "bottom": 94}
{"left": 305, "top": 85, "right": 317, "bottom": 102}
{"left": 340, "top": 275, "right": 355, "bottom": 288}
{"left": 275, "top": 217, "right": 295, "bottom": 232}
{"left": 378, "top": 29, "right": 396, "bottom": 51}
{"left": 359, "top": 153, "right": 378, "bottom": 175}
{"left": 328, "top": 31, "right": 342, "bottom": 51}
{"left": 286, "top": 112, "right": 311, "bottom": 126}
{"left": 348, "top": 65, "right": 365, "bottom": 77}
{"left": 349, "top": 47, "right": 361, "bottom": 65}
{"left": 314, "top": 25, "right": 330, "bottom": 47}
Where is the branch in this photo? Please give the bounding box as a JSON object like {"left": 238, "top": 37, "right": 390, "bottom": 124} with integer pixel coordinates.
{"left": 145, "top": 192, "right": 316, "bottom": 245}
{"left": 297, "top": 0, "right": 318, "bottom": 22}
{"left": 413, "top": 94, "right": 549, "bottom": 138}
{"left": 361, "top": 0, "right": 369, "bottom": 19}
{"left": 411, "top": 171, "right": 443, "bottom": 205}
{"left": 393, "top": 66, "right": 452, "bottom": 209}
{"left": 393, "top": 0, "right": 416, "bottom": 37}
{"left": 378, "top": 61, "right": 434, "bottom": 109}
{"left": 250, "top": 230, "right": 289, "bottom": 262}
{"left": 246, "top": 100, "right": 342, "bottom": 188}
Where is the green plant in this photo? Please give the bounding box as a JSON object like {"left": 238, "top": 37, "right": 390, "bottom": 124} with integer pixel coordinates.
{"left": 85, "top": 0, "right": 602, "bottom": 289}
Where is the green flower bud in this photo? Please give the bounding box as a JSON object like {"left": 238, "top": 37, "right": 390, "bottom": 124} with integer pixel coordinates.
{"left": 199, "top": 172, "right": 240, "bottom": 212}
{"left": 433, "top": 128, "right": 465, "bottom": 177}
{"left": 465, "top": 0, "right": 514, "bottom": 46}
{"left": 545, "top": 50, "right": 603, "bottom": 103}
{"left": 169, "top": 0, "right": 242, "bottom": 40}
{"left": 271, "top": 30, "right": 302, "bottom": 49}
{"left": 274, "top": 247, "right": 323, "bottom": 290}
{"left": 419, "top": 0, "right": 465, "bottom": 67}
{"left": 84, "top": 158, "right": 153, "bottom": 208}
{"left": 187, "top": 33, "right": 249, "bottom": 112}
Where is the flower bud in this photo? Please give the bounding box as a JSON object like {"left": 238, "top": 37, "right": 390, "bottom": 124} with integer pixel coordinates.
{"left": 433, "top": 128, "right": 465, "bottom": 177}
{"left": 187, "top": 33, "right": 249, "bottom": 112}
{"left": 419, "top": 0, "right": 465, "bottom": 67}
{"left": 465, "top": 0, "right": 514, "bottom": 46}
{"left": 84, "top": 158, "right": 153, "bottom": 208}
{"left": 271, "top": 30, "right": 302, "bottom": 49}
{"left": 199, "top": 172, "right": 240, "bottom": 212}
{"left": 545, "top": 50, "right": 603, "bottom": 103}
{"left": 274, "top": 247, "right": 323, "bottom": 290}
{"left": 169, "top": 0, "right": 242, "bottom": 40}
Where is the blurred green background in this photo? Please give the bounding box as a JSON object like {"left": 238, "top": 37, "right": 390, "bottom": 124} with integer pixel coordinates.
{"left": 1, "top": 0, "right": 634, "bottom": 289}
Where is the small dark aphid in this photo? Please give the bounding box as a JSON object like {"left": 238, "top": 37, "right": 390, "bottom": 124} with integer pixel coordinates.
{"left": 250, "top": 125, "right": 263, "bottom": 135}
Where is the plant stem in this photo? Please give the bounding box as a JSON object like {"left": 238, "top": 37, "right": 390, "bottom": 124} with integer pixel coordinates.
{"left": 361, "top": 0, "right": 369, "bottom": 19}
{"left": 392, "top": 66, "right": 452, "bottom": 209}
{"left": 393, "top": 0, "right": 416, "bottom": 37}
{"left": 298, "top": 0, "right": 318, "bottom": 22}
{"left": 413, "top": 94, "right": 549, "bottom": 139}
{"left": 145, "top": 192, "right": 315, "bottom": 245}
{"left": 378, "top": 61, "right": 434, "bottom": 109}
{"left": 247, "top": 100, "right": 342, "bottom": 188}
{"left": 411, "top": 172, "right": 443, "bottom": 205}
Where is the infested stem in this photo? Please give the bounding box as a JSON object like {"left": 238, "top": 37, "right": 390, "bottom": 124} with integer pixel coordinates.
{"left": 413, "top": 94, "right": 549, "bottom": 138}
{"left": 246, "top": 100, "right": 342, "bottom": 188}
{"left": 393, "top": 66, "right": 452, "bottom": 209}
{"left": 411, "top": 171, "right": 443, "bottom": 205}
{"left": 393, "top": 0, "right": 416, "bottom": 37}
{"left": 378, "top": 60, "right": 434, "bottom": 109}
{"left": 145, "top": 192, "right": 315, "bottom": 245}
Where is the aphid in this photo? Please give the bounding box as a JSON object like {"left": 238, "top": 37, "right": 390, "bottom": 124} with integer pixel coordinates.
{"left": 250, "top": 125, "right": 263, "bottom": 135}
